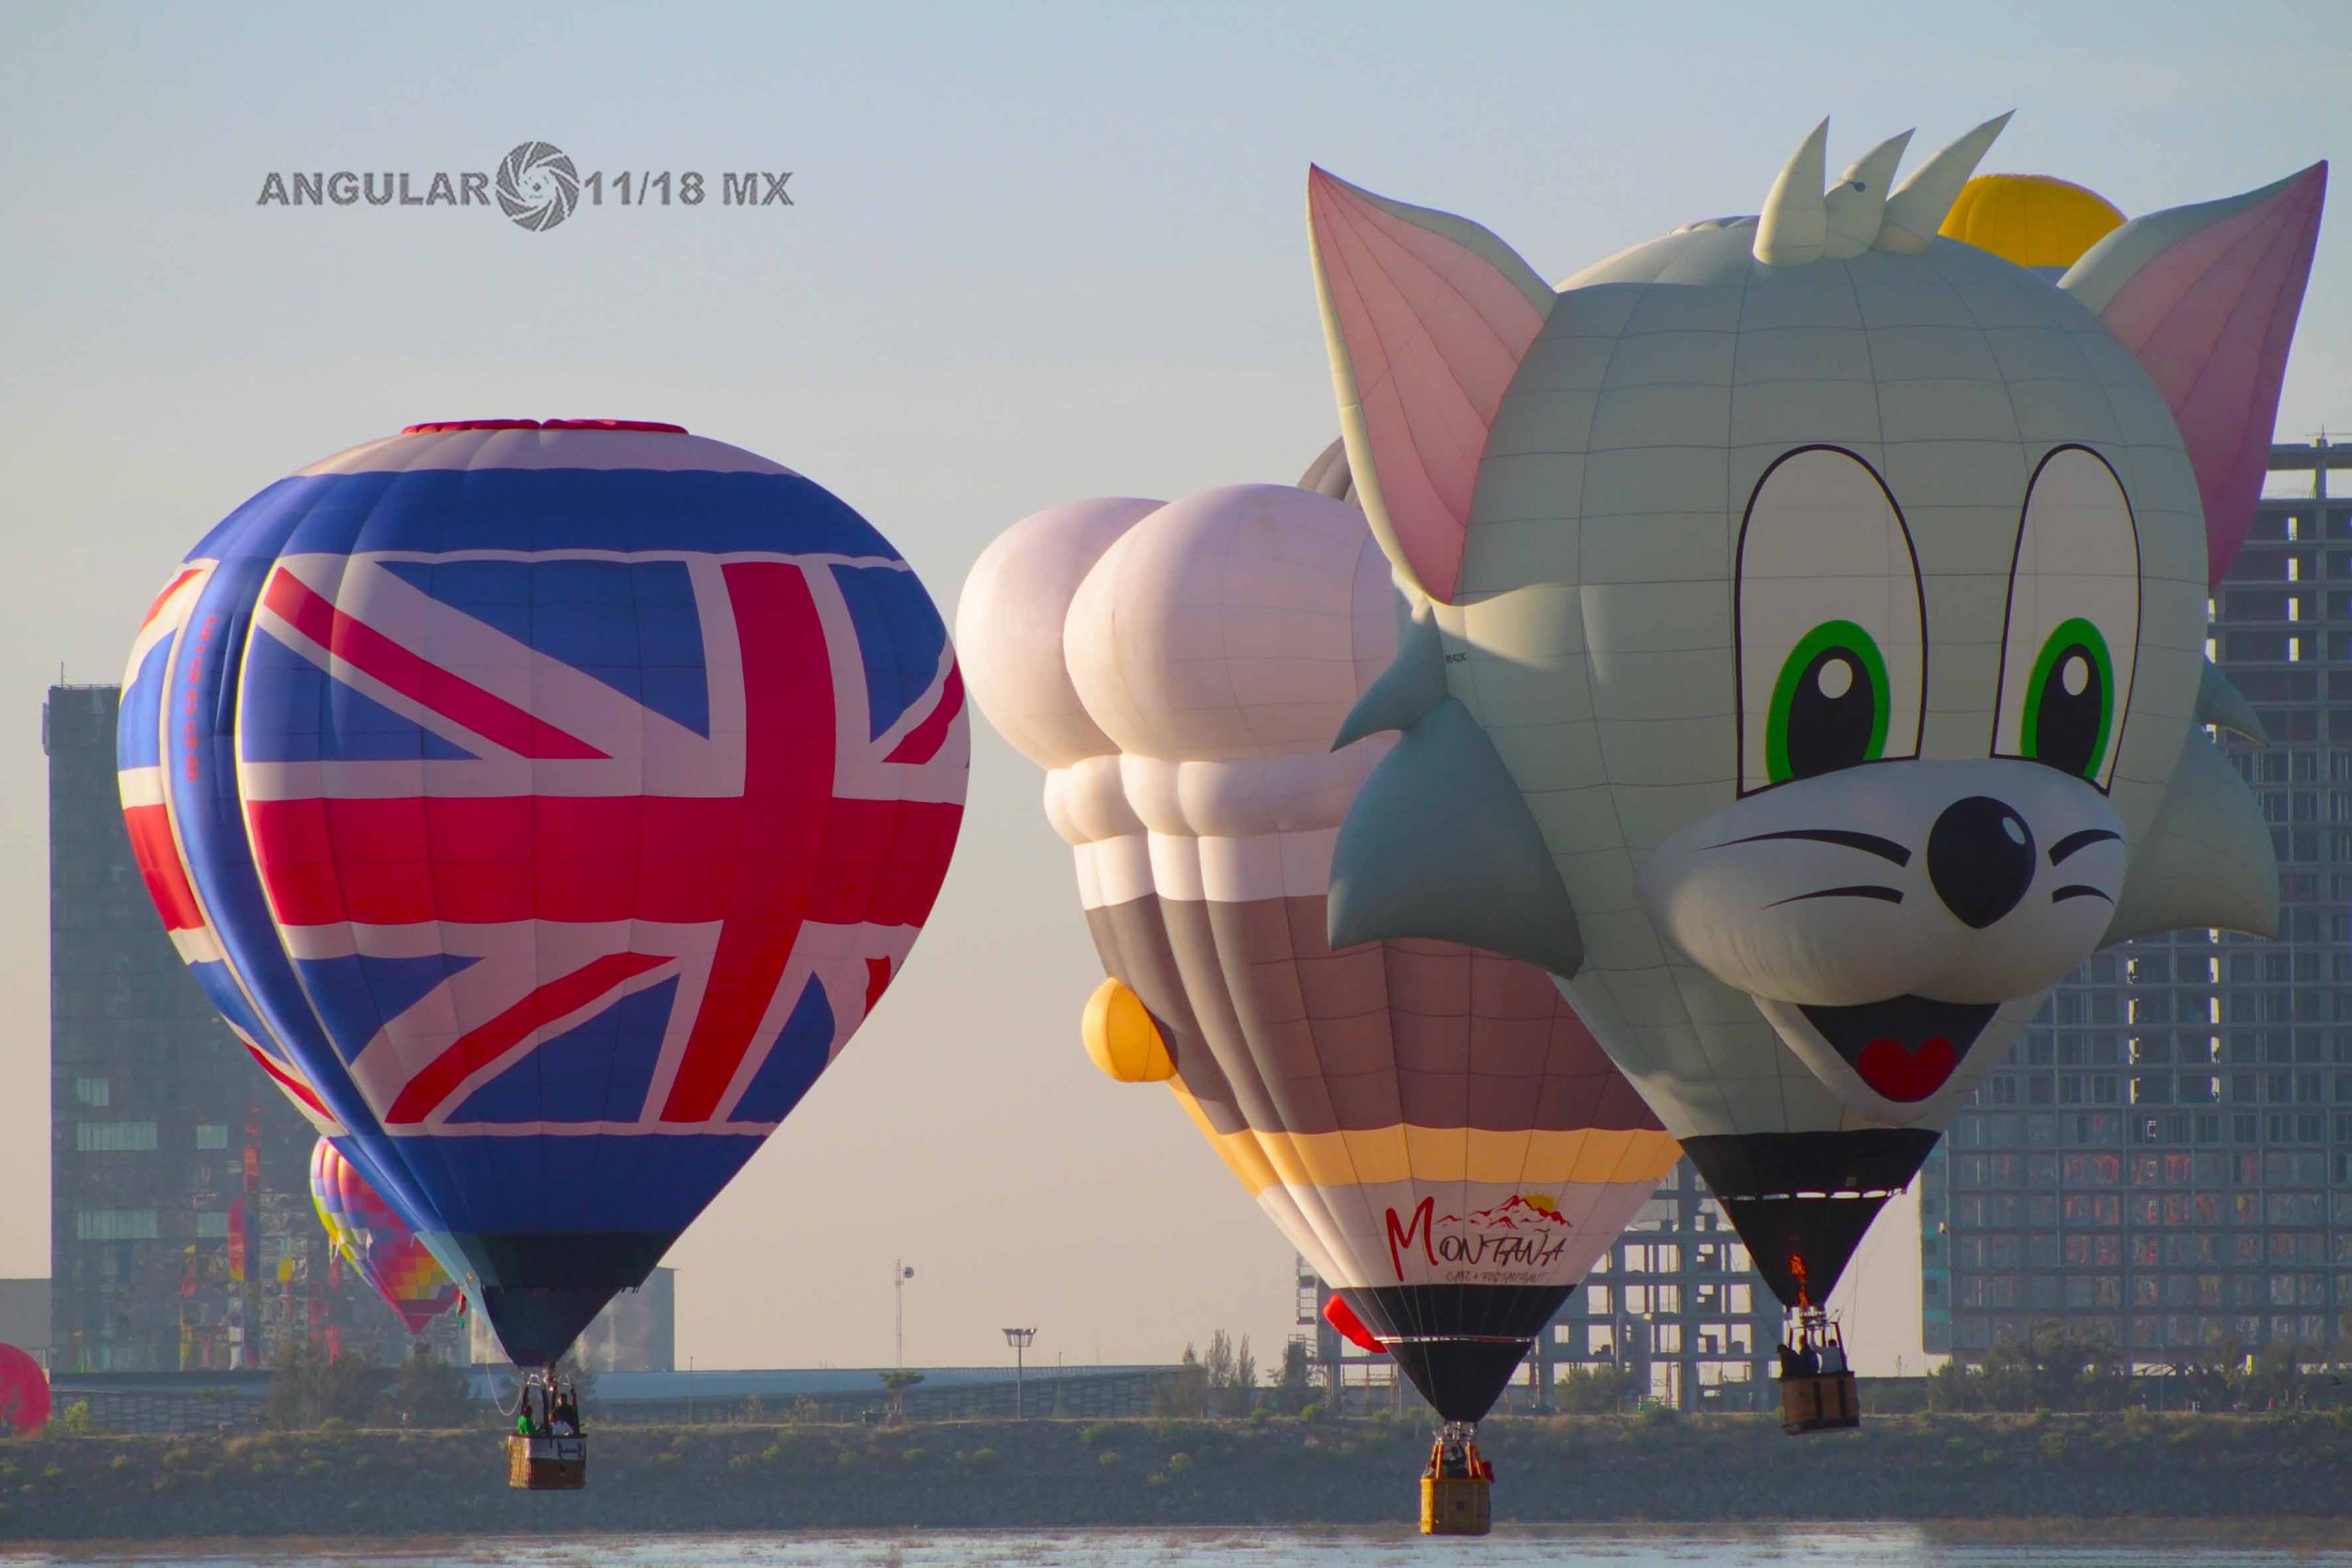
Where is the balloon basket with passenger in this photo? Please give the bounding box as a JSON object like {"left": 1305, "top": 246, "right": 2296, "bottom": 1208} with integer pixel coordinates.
{"left": 1777, "top": 1306, "right": 1859, "bottom": 1436}
{"left": 1419, "top": 1421, "right": 1493, "bottom": 1537}
{"left": 507, "top": 1368, "right": 587, "bottom": 1490}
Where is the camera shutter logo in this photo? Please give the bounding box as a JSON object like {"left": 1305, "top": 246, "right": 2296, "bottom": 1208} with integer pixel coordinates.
{"left": 497, "top": 141, "right": 579, "bottom": 231}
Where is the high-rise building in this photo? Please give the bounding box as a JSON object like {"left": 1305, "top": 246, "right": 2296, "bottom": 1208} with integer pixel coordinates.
{"left": 1543, "top": 1160, "right": 1779, "bottom": 1409}
{"left": 47, "top": 684, "right": 385, "bottom": 1371}
{"left": 1926, "top": 439, "right": 2352, "bottom": 1363}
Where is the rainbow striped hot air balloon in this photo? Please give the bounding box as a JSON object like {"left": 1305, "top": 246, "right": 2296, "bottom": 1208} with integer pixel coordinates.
{"left": 117, "top": 418, "right": 968, "bottom": 1373}
{"left": 310, "top": 1137, "right": 460, "bottom": 1337}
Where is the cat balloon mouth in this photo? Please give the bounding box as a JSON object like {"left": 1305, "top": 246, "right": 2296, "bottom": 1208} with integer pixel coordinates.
{"left": 1794, "top": 996, "right": 2000, "bottom": 1103}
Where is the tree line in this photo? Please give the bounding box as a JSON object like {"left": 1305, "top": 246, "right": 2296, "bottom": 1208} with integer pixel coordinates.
{"left": 1151, "top": 1331, "right": 1320, "bottom": 1417}
{"left": 1917, "top": 1321, "right": 2352, "bottom": 1413}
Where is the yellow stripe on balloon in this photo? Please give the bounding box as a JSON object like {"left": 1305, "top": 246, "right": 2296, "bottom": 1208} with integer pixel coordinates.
{"left": 1159, "top": 1085, "right": 1682, "bottom": 1195}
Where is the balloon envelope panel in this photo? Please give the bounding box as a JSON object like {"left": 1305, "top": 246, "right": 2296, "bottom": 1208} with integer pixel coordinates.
{"left": 119, "top": 422, "right": 968, "bottom": 1365}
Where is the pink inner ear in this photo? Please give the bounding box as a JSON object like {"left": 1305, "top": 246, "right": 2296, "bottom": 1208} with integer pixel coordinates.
{"left": 2099, "top": 164, "right": 2325, "bottom": 585}
{"left": 1309, "top": 170, "right": 1549, "bottom": 603}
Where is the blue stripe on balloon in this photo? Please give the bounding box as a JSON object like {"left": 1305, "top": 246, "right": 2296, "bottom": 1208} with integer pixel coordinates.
{"left": 446, "top": 978, "right": 680, "bottom": 1124}
{"left": 118, "top": 640, "right": 170, "bottom": 768}
{"left": 829, "top": 563, "right": 948, "bottom": 740}
{"left": 376, "top": 558, "right": 710, "bottom": 737}
{"left": 354, "top": 1132, "right": 766, "bottom": 1235}
{"left": 295, "top": 952, "right": 481, "bottom": 1066}
{"left": 202, "top": 469, "right": 896, "bottom": 560}
{"left": 156, "top": 499, "right": 388, "bottom": 1145}
{"left": 239, "top": 630, "right": 477, "bottom": 762}
{"left": 187, "top": 960, "right": 271, "bottom": 1055}
{"left": 732, "top": 976, "right": 836, "bottom": 1123}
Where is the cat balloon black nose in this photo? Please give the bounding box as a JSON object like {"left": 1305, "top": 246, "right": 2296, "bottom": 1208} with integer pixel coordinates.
{"left": 1928, "top": 796, "right": 2035, "bottom": 929}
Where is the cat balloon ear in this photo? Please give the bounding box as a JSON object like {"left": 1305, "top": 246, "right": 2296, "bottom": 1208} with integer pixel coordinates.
{"left": 2061, "top": 164, "right": 2326, "bottom": 585}
{"left": 1306, "top": 166, "right": 1554, "bottom": 604}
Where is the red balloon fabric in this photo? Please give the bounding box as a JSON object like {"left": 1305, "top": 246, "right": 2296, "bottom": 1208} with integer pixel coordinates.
{"left": 1323, "top": 1292, "right": 1386, "bottom": 1357}
{"left": 0, "top": 1344, "right": 51, "bottom": 1435}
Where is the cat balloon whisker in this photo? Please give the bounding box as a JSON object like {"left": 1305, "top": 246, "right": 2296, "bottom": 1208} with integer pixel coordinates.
{"left": 2048, "top": 828, "right": 2124, "bottom": 865}
{"left": 1768, "top": 885, "right": 1905, "bottom": 908}
{"left": 1706, "top": 828, "right": 1912, "bottom": 865}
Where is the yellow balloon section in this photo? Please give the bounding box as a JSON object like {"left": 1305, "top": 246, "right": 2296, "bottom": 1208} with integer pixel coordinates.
{"left": 1081, "top": 976, "right": 1176, "bottom": 1083}
{"left": 1939, "top": 173, "right": 2126, "bottom": 269}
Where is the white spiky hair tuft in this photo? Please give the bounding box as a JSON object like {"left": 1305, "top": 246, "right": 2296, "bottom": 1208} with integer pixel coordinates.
{"left": 1753, "top": 114, "right": 2013, "bottom": 264}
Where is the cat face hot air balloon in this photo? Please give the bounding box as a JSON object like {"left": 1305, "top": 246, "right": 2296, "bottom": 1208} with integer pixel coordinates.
{"left": 959, "top": 483, "right": 1679, "bottom": 1427}
{"left": 118, "top": 419, "right": 968, "bottom": 1372}
{"left": 1309, "top": 118, "right": 2321, "bottom": 1365}
{"left": 310, "top": 1137, "right": 460, "bottom": 1337}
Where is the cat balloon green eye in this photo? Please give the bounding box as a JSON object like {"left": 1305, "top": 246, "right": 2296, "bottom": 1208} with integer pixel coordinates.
{"left": 2020, "top": 616, "right": 2115, "bottom": 781}
{"left": 1766, "top": 619, "right": 1891, "bottom": 784}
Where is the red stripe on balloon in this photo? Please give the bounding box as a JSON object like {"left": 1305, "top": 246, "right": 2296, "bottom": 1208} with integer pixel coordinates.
{"left": 386, "top": 949, "right": 671, "bottom": 1123}
{"left": 659, "top": 561, "right": 836, "bottom": 1123}
{"left": 259, "top": 569, "right": 606, "bottom": 761}
{"left": 122, "top": 802, "right": 204, "bottom": 931}
{"left": 140, "top": 567, "right": 200, "bottom": 633}
{"left": 883, "top": 663, "right": 964, "bottom": 765}
{"left": 247, "top": 795, "right": 963, "bottom": 927}
{"left": 246, "top": 1043, "right": 331, "bottom": 1121}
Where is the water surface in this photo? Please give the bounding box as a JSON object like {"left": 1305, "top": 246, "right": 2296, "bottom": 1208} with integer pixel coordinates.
{"left": 8, "top": 1526, "right": 2349, "bottom": 1567}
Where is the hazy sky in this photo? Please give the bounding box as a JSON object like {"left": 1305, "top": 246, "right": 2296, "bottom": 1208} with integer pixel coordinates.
{"left": 3, "top": 1, "right": 2346, "bottom": 1380}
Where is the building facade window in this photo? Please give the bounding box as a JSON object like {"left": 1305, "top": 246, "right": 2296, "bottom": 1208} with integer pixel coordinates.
{"left": 1927, "top": 444, "right": 2352, "bottom": 1367}
{"left": 74, "top": 1122, "right": 156, "bottom": 1153}
{"left": 74, "top": 1210, "right": 157, "bottom": 1241}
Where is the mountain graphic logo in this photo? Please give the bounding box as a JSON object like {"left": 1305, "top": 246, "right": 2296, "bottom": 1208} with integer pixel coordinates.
{"left": 1438, "top": 1193, "right": 1571, "bottom": 1232}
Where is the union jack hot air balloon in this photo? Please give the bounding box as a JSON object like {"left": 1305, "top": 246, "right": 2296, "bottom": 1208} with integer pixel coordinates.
{"left": 119, "top": 419, "right": 967, "bottom": 1373}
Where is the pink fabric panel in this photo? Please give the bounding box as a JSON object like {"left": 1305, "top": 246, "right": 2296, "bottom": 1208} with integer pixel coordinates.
{"left": 2099, "top": 164, "right": 2326, "bottom": 584}
{"left": 1308, "top": 168, "right": 1549, "bottom": 602}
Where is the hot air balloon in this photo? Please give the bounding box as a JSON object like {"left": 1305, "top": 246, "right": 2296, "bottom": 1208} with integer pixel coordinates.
{"left": 118, "top": 418, "right": 968, "bottom": 1477}
{"left": 310, "top": 1137, "right": 461, "bottom": 1338}
{"left": 959, "top": 484, "right": 1679, "bottom": 1529}
{"left": 1306, "top": 119, "right": 2320, "bottom": 1430}
{"left": 0, "top": 1345, "right": 49, "bottom": 1437}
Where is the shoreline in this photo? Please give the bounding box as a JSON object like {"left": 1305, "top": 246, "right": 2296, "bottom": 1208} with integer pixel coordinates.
{"left": 2, "top": 1413, "right": 2347, "bottom": 1541}
{"left": 16, "top": 1520, "right": 2352, "bottom": 1558}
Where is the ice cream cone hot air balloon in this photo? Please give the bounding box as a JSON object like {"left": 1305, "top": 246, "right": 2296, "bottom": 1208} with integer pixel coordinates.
{"left": 960, "top": 484, "right": 1679, "bottom": 1527}
{"left": 118, "top": 419, "right": 968, "bottom": 1483}
{"left": 310, "top": 1137, "right": 460, "bottom": 1337}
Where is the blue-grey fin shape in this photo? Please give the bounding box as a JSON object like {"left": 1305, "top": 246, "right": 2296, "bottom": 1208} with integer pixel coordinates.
{"left": 2102, "top": 730, "right": 2278, "bottom": 947}
{"left": 1328, "top": 695, "right": 1585, "bottom": 977}
{"left": 2196, "top": 660, "right": 2266, "bottom": 743}
{"left": 1333, "top": 604, "right": 1449, "bottom": 750}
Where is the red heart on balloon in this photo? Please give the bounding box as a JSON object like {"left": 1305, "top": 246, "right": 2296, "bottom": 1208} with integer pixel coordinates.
{"left": 1855, "top": 1035, "right": 1957, "bottom": 1102}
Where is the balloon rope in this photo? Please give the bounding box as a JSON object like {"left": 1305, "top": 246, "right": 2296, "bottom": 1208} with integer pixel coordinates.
{"left": 490, "top": 1366, "right": 527, "bottom": 1421}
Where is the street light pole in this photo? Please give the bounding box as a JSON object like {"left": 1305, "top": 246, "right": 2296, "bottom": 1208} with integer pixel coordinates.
{"left": 1002, "top": 1326, "right": 1037, "bottom": 1419}
{"left": 895, "top": 1261, "right": 914, "bottom": 1370}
